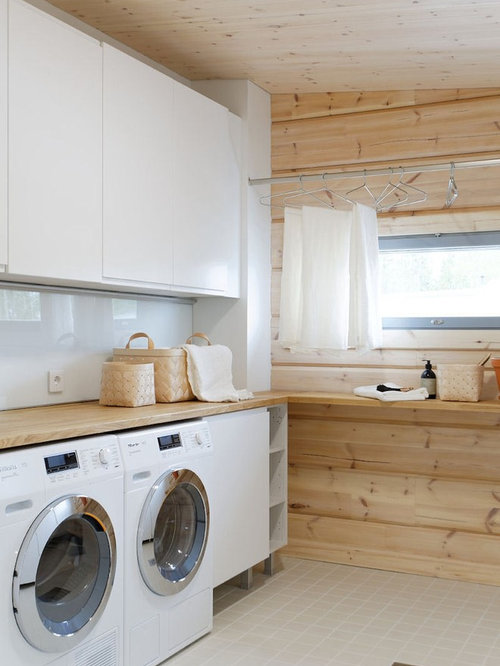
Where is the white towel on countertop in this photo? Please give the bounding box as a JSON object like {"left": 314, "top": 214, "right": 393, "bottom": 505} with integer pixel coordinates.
{"left": 182, "top": 343, "right": 254, "bottom": 403}
{"left": 353, "top": 382, "right": 429, "bottom": 402}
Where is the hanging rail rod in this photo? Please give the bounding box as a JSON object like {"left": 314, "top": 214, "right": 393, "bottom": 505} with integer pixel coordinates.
{"left": 248, "top": 157, "right": 500, "bottom": 186}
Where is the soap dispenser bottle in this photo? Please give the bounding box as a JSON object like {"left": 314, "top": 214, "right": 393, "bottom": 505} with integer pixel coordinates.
{"left": 421, "top": 360, "right": 436, "bottom": 399}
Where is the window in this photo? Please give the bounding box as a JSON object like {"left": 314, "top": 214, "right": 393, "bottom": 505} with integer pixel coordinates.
{"left": 379, "top": 231, "right": 500, "bottom": 329}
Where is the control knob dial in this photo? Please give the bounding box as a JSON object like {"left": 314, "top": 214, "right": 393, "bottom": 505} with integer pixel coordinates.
{"left": 98, "top": 448, "right": 110, "bottom": 465}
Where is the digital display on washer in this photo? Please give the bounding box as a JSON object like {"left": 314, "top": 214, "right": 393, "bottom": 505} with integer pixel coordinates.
{"left": 158, "top": 433, "right": 182, "bottom": 451}
{"left": 44, "top": 451, "right": 79, "bottom": 474}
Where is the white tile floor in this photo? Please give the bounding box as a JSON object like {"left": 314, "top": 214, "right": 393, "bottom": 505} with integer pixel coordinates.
{"left": 164, "top": 555, "right": 500, "bottom": 666}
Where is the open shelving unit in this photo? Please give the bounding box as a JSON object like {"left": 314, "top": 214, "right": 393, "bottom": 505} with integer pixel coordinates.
{"left": 268, "top": 403, "right": 288, "bottom": 554}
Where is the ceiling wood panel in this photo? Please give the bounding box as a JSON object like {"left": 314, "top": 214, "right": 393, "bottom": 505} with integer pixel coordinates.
{"left": 272, "top": 96, "right": 500, "bottom": 172}
{"left": 269, "top": 90, "right": 500, "bottom": 214}
{"left": 44, "top": 0, "right": 500, "bottom": 92}
{"left": 272, "top": 89, "right": 500, "bottom": 122}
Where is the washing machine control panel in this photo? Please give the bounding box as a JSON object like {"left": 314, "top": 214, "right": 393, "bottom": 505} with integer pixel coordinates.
{"left": 156, "top": 423, "right": 212, "bottom": 456}
{"left": 153, "top": 422, "right": 212, "bottom": 456}
{"left": 43, "top": 437, "right": 122, "bottom": 483}
{"left": 118, "top": 420, "right": 212, "bottom": 470}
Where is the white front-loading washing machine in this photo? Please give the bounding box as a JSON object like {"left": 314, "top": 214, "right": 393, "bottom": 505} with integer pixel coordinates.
{"left": 0, "top": 433, "right": 124, "bottom": 666}
{"left": 116, "top": 419, "right": 213, "bottom": 666}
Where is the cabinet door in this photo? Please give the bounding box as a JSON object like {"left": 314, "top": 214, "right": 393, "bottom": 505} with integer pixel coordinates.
{"left": 208, "top": 408, "right": 269, "bottom": 588}
{"left": 8, "top": 0, "right": 102, "bottom": 282}
{"left": 102, "top": 44, "right": 175, "bottom": 286}
{"left": 173, "top": 83, "right": 241, "bottom": 294}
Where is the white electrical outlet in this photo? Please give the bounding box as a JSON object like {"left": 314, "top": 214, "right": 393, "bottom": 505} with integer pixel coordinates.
{"left": 48, "top": 370, "right": 64, "bottom": 393}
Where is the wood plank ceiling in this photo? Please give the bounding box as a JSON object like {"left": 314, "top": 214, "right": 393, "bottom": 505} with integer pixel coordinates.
{"left": 44, "top": 0, "right": 500, "bottom": 213}
{"left": 44, "top": 0, "right": 500, "bottom": 93}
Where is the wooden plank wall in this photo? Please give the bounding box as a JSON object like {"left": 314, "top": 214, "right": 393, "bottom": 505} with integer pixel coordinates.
{"left": 270, "top": 89, "right": 500, "bottom": 395}
{"left": 283, "top": 401, "right": 500, "bottom": 585}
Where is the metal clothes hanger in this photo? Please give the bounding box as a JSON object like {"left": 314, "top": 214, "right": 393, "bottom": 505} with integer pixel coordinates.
{"left": 345, "top": 170, "right": 379, "bottom": 208}
{"left": 379, "top": 168, "right": 427, "bottom": 210}
{"left": 445, "top": 162, "right": 459, "bottom": 208}
{"left": 317, "top": 173, "right": 356, "bottom": 207}
{"left": 258, "top": 175, "right": 326, "bottom": 209}
{"left": 282, "top": 173, "right": 357, "bottom": 209}
{"left": 259, "top": 173, "right": 354, "bottom": 209}
{"left": 375, "top": 168, "right": 409, "bottom": 211}
{"left": 259, "top": 167, "right": 429, "bottom": 211}
{"left": 259, "top": 185, "right": 300, "bottom": 209}
{"left": 397, "top": 169, "right": 428, "bottom": 207}
{"left": 281, "top": 175, "right": 335, "bottom": 208}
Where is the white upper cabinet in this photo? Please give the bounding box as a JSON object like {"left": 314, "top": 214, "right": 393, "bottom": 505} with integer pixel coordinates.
{"left": 5, "top": 0, "right": 241, "bottom": 296}
{"left": 102, "top": 44, "right": 176, "bottom": 287}
{"left": 0, "top": 0, "right": 7, "bottom": 269}
{"left": 173, "top": 83, "right": 241, "bottom": 296}
{"left": 8, "top": 0, "right": 102, "bottom": 282}
{"left": 102, "top": 45, "right": 241, "bottom": 296}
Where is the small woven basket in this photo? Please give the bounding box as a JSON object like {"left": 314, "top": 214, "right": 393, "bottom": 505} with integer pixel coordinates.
{"left": 99, "top": 361, "right": 155, "bottom": 407}
{"left": 437, "top": 363, "right": 484, "bottom": 402}
{"left": 113, "top": 332, "right": 195, "bottom": 403}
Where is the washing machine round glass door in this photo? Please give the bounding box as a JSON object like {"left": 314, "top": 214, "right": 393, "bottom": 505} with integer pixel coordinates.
{"left": 137, "top": 468, "right": 209, "bottom": 595}
{"left": 12, "top": 495, "right": 117, "bottom": 653}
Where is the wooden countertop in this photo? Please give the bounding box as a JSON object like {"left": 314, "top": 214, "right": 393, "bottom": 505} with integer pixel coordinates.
{"left": 288, "top": 391, "right": 500, "bottom": 413}
{"left": 0, "top": 391, "right": 289, "bottom": 449}
{"left": 288, "top": 391, "right": 500, "bottom": 427}
{"left": 1, "top": 390, "right": 499, "bottom": 450}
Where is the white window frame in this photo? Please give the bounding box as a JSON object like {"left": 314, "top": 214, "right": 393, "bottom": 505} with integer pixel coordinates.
{"left": 379, "top": 230, "right": 500, "bottom": 330}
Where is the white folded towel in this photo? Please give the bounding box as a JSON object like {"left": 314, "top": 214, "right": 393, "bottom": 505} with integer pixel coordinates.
{"left": 182, "top": 343, "right": 254, "bottom": 403}
{"left": 353, "top": 382, "right": 429, "bottom": 402}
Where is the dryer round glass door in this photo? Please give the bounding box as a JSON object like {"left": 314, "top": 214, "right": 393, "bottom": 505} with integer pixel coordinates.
{"left": 137, "top": 468, "right": 209, "bottom": 595}
{"left": 12, "top": 495, "right": 117, "bottom": 653}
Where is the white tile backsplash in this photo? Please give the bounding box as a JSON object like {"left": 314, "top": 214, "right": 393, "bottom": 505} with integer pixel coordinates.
{"left": 0, "top": 286, "right": 193, "bottom": 409}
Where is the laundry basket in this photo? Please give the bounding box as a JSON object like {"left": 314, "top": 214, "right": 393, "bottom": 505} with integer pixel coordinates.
{"left": 113, "top": 332, "right": 194, "bottom": 403}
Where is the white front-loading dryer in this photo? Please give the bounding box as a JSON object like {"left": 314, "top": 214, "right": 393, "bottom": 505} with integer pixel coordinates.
{"left": 0, "top": 434, "right": 124, "bottom": 666}
{"left": 116, "top": 419, "right": 213, "bottom": 666}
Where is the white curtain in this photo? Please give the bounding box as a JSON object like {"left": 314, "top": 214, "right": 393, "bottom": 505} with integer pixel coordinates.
{"left": 279, "top": 203, "right": 382, "bottom": 350}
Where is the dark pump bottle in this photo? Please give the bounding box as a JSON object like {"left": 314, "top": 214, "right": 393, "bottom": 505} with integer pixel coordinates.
{"left": 420, "top": 360, "right": 436, "bottom": 399}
